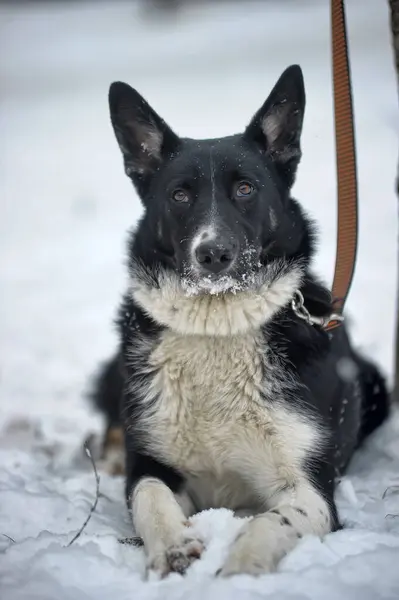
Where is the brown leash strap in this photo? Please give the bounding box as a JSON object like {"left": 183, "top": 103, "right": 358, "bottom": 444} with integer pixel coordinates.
{"left": 325, "top": 0, "right": 358, "bottom": 332}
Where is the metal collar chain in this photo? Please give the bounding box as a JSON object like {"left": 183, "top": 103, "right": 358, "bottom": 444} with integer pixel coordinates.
{"left": 291, "top": 290, "right": 345, "bottom": 330}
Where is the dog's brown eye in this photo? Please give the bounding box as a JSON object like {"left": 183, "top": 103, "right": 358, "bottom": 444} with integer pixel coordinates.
{"left": 235, "top": 181, "right": 255, "bottom": 199}
{"left": 171, "top": 189, "right": 189, "bottom": 204}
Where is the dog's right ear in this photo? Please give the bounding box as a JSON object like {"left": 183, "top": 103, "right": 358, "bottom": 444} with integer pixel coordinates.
{"left": 109, "top": 82, "right": 180, "bottom": 183}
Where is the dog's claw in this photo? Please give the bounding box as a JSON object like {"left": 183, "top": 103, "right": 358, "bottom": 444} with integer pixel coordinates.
{"left": 166, "top": 549, "right": 192, "bottom": 574}
{"left": 149, "top": 537, "right": 204, "bottom": 577}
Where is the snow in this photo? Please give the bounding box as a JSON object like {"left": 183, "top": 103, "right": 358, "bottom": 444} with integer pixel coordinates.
{"left": 0, "top": 0, "right": 399, "bottom": 598}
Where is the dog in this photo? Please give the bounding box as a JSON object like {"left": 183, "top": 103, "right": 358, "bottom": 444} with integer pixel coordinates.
{"left": 89, "top": 65, "right": 390, "bottom": 577}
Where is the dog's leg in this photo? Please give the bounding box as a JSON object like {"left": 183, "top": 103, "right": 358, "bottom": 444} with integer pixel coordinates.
{"left": 127, "top": 456, "right": 203, "bottom": 577}
{"left": 220, "top": 464, "right": 336, "bottom": 577}
{"left": 86, "top": 352, "right": 126, "bottom": 475}
{"left": 99, "top": 425, "right": 125, "bottom": 475}
{"left": 132, "top": 478, "right": 203, "bottom": 576}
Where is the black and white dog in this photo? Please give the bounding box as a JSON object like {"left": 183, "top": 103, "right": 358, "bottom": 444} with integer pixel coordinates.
{"left": 90, "top": 65, "right": 389, "bottom": 577}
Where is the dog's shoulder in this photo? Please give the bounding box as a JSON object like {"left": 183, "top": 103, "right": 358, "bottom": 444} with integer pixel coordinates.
{"left": 266, "top": 274, "right": 332, "bottom": 367}
{"left": 116, "top": 292, "right": 162, "bottom": 350}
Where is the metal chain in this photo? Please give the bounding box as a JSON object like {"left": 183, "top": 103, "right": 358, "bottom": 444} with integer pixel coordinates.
{"left": 291, "top": 290, "right": 345, "bottom": 329}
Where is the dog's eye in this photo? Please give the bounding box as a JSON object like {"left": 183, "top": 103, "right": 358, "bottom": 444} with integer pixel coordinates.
{"left": 234, "top": 181, "right": 255, "bottom": 200}
{"left": 171, "top": 189, "right": 190, "bottom": 204}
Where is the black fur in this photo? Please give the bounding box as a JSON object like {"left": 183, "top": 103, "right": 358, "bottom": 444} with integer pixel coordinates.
{"left": 89, "top": 353, "right": 123, "bottom": 430}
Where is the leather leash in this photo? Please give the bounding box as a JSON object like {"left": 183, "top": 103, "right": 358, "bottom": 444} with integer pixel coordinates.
{"left": 325, "top": 0, "right": 359, "bottom": 332}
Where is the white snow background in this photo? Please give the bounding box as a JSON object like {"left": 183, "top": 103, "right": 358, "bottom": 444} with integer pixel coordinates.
{"left": 1, "top": 0, "right": 399, "bottom": 598}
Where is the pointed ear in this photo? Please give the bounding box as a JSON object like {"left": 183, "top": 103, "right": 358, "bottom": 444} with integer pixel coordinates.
{"left": 244, "top": 65, "right": 305, "bottom": 187}
{"left": 108, "top": 82, "right": 180, "bottom": 182}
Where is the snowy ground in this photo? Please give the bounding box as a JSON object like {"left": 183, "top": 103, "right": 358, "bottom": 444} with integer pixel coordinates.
{"left": 1, "top": 0, "right": 399, "bottom": 598}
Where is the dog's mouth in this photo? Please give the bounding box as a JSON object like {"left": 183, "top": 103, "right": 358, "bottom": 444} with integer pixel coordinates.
{"left": 181, "top": 259, "right": 263, "bottom": 297}
{"left": 181, "top": 273, "right": 246, "bottom": 296}
{"left": 176, "top": 243, "right": 271, "bottom": 297}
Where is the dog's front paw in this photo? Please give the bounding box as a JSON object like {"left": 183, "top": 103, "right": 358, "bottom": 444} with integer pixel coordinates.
{"left": 149, "top": 535, "right": 204, "bottom": 577}
{"left": 219, "top": 514, "right": 296, "bottom": 577}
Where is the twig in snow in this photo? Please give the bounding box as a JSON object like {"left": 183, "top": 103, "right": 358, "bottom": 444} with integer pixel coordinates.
{"left": 2, "top": 533, "right": 15, "bottom": 543}
{"left": 382, "top": 485, "right": 399, "bottom": 499}
{"left": 67, "top": 443, "right": 100, "bottom": 547}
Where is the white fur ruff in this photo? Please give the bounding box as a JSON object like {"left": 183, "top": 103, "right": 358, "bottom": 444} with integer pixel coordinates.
{"left": 129, "top": 258, "right": 303, "bottom": 336}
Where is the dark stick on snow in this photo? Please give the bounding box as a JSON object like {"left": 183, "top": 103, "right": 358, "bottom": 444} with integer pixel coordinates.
{"left": 382, "top": 485, "right": 399, "bottom": 499}
{"left": 118, "top": 536, "right": 144, "bottom": 547}
{"left": 2, "top": 533, "right": 16, "bottom": 543}
{"left": 67, "top": 443, "right": 100, "bottom": 547}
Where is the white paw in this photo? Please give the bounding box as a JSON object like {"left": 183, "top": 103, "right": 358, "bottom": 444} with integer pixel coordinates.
{"left": 148, "top": 535, "right": 204, "bottom": 577}
{"left": 219, "top": 514, "right": 297, "bottom": 577}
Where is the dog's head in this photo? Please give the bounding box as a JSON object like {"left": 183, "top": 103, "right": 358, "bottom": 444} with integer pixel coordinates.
{"left": 109, "top": 65, "right": 312, "bottom": 297}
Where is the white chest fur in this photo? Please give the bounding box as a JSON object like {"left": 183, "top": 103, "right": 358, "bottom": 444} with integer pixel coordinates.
{"left": 133, "top": 330, "right": 323, "bottom": 512}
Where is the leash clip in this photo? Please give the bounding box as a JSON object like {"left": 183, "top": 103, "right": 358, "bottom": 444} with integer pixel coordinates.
{"left": 291, "top": 290, "right": 344, "bottom": 329}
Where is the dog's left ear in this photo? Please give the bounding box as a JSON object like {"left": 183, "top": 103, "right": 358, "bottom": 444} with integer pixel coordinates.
{"left": 244, "top": 65, "right": 305, "bottom": 187}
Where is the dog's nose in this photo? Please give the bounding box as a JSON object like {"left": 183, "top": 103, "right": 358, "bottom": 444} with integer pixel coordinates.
{"left": 195, "top": 240, "right": 237, "bottom": 274}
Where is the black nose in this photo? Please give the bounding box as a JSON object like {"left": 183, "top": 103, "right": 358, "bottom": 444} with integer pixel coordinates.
{"left": 195, "top": 240, "right": 237, "bottom": 274}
